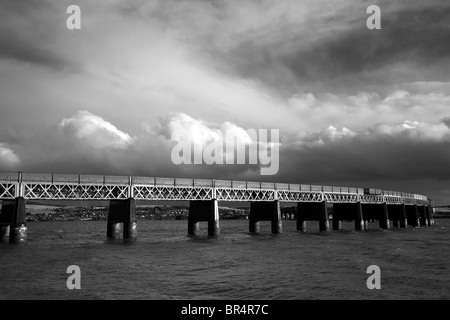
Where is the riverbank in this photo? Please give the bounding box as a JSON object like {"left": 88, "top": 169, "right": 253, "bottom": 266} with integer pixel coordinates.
{"left": 24, "top": 204, "right": 251, "bottom": 222}
{"left": 434, "top": 206, "right": 450, "bottom": 219}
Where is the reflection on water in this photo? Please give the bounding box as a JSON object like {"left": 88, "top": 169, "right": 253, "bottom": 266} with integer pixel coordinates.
{"left": 0, "top": 219, "right": 449, "bottom": 299}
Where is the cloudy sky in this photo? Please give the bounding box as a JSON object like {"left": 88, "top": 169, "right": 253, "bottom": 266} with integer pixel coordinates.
{"left": 1, "top": 0, "right": 450, "bottom": 203}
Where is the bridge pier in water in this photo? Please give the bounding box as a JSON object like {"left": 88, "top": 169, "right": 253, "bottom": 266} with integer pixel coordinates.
{"left": 332, "top": 203, "right": 345, "bottom": 231}
{"left": 107, "top": 198, "right": 137, "bottom": 240}
{"left": 360, "top": 203, "right": 390, "bottom": 230}
{"left": 332, "top": 202, "right": 364, "bottom": 231}
{"left": 0, "top": 197, "right": 27, "bottom": 244}
{"left": 249, "top": 201, "right": 282, "bottom": 234}
{"left": 426, "top": 205, "right": 434, "bottom": 226}
{"left": 405, "top": 204, "right": 420, "bottom": 228}
{"left": 296, "top": 201, "right": 329, "bottom": 232}
{"left": 331, "top": 203, "right": 343, "bottom": 231}
{"left": 418, "top": 205, "right": 428, "bottom": 227}
{"left": 387, "top": 204, "right": 407, "bottom": 228}
{"left": 188, "top": 200, "right": 219, "bottom": 237}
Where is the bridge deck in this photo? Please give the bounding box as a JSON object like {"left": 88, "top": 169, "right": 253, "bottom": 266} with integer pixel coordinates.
{"left": 0, "top": 172, "right": 430, "bottom": 205}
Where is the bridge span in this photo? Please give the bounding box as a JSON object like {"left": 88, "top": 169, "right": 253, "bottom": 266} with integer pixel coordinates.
{"left": 0, "top": 172, "right": 434, "bottom": 243}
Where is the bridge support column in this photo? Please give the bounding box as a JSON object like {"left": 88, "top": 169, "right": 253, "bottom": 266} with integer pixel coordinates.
{"left": 427, "top": 206, "right": 434, "bottom": 226}
{"left": 399, "top": 204, "right": 407, "bottom": 228}
{"left": 249, "top": 207, "right": 260, "bottom": 233}
{"left": 1, "top": 224, "right": 10, "bottom": 242}
{"left": 296, "top": 202, "right": 328, "bottom": 232}
{"left": 332, "top": 217, "right": 342, "bottom": 231}
{"left": 426, "top": 206, "right": 432, "bottom": 226}
{"left": 0, "top": 197, "right": 27, "bottom": 244}
{"left": 296, "top": 203, "right": 307, "bottom": 232}
{"left": 361, "top": 203, "right": 389, "bottom": 230}
{"left": 406, "top": 205, "right": 420, "bottom": 228}
{"left": 419, "top": 205, "right": 428, "bottom": 226}
{"left": 108, "top": 198, "right": 137, "bottom": 240}
{"left": 353, "top": 202, "right": 364, "bottom": 231}
{"left": 188, "top": 200, "right": 219, "bottom": 237}
{"left": 364, "top": 220, "right": 369, "bottom": 230}
{"left": 379, "top": 203, "right": 390, "bottom": 230}
{"left": 249, "top": 201, "right": 281, "bottom": 234}
{"left": 319, "top": 201, "right": 329, "bottom": 232}
{"left": 387, "top": 204, "right": 404, "bottom": 228}
{"left": 332, "top": 203, "right": 344, "bottom": 231}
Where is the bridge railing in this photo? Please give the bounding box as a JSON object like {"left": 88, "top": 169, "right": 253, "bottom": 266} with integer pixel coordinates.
{"left": 0, "top": 172, "right": 19, "bottom": 182}
{"left": 0, "top": 171, "right": 429, "bottom": 201}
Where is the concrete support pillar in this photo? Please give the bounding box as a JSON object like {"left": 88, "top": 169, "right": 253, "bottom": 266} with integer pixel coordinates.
{"left": 387, "top": 204, "right": 403, "bottom": 228}
{"left": 419, "top": 206, "right": 428, "bottom": 226}
{"left": 332, "top": 218, "right": 342, "bottom": 231}
{"left": 399, "top": 204, "right": 407, "bottom": 228}
{"left": 249, "top": 201, "right": 281, "bottom": 234}
{"left": 108, "top": 198, "right": 137, "bottom": 240}
{"left": 123, "top": 199, "right": 137, "bottom": 239}
{"left": 1, "top": 224, "right": 10, "bottom": 242}
{"left": 271, "top": 202, "right": 282, "bottom": 234}
{"left": 425, "top": 206, "right": 431, "bottom": 226}
{"left": 406, "top": 205, "right": 420, "bottom": 227}
{"left": 0, "top": 197, "right": 27, "bottom": 244}
{"left": 332, "top": 203, "right": 344, "bottom": 231}
{"left": 355, "top": 202, "right": 364, "bottom": 231}
{"left": 188, "top": 200, "right": 219, "bottom": 237}
{"left": 297, "top": 201, "right": 329, "bottom": 232}
{"left": 318, "top": 201, "right": 329, "bottom": 232}
{"left": 296, "top": 202, "right": 307, "bottom": 232}
{"left": 379, "top": 203, "right": 390, "bottom": 230}
{"left": 413, "top": 204, "right": 420, "bottom": 228}
{"left": 427, "top": 206, "right": 434, "bottom": 226}
{"left": 249, "top": 212, "right": 260, "bottom": 233}
{"left": 364, "top": 220, "right": 369, "bottom": 230}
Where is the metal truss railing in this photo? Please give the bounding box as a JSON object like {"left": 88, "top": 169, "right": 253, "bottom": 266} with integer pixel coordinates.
{"left": 133, "top": 185, "right": 213, "bottom": 201}
{"left": 277, "top": 191, "right": 323, "bottom": 202}
{"left": 22, "top": 183, "right": 130, "bottom": 200}
{"left": 215, "top": 188, "right": 275, "bottom": 202}
{"left": 0, "top": 171, "right": 431, "bottom": 205}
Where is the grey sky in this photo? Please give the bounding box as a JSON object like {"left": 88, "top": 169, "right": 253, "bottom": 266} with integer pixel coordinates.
{"left": 1, "top": 0, "right": 450, "bottom": 203}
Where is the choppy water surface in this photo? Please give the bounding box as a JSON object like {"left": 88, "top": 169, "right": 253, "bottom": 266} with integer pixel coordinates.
{"left": 1, "top": 219, "right": 449, "bottom": 299}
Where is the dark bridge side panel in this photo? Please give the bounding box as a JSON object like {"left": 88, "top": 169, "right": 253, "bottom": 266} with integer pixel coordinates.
{"left": 108, "top": 198, "right": 137, "bottom": 240}
{"left": 0, "top": 197, "right": 27, "bottom": 243}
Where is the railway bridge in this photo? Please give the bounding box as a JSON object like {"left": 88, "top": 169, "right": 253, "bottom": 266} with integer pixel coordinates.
{"left": 0, "top": 172, "right": 434, "bottom": 243}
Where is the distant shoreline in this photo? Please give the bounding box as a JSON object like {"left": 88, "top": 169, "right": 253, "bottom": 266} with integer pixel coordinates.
{"left": 24, "top": 205, "right": 252, "bottom": 222}
{"left": 5, "top": 202, "right": 449, "bottom": 222}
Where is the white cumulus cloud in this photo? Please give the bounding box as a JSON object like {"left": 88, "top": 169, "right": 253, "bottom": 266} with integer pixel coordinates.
{"left": 59, "top": 110, "right": 133, "bottom": 149}
{"left": 0, "top": 143, "right": 20, "bottom": 169}
{"left": 155, "top": 112, "right": 255, "bottom": 147}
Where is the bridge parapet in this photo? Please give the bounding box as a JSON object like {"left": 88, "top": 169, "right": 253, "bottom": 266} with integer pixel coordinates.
{"left": 0, "top": 171, "right": 432, "bottom": 205}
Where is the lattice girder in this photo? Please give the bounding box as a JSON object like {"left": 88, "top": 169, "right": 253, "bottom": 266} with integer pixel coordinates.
{"left": 384, "top": 196, "right": 404, "bottom": 205}
{"left": 133, "top": 185, "right": 213, "bottom": 200}
{"left": 323, "top": 193, "right": 359, "bottom": 203}
{"left": 0, "top": 171, "right": 432, "bottom": 206}
{"left": 277, "top": 191, "right": 323, "bottom": 202}
{"left": 360, "top": 194, "right": 386, "bottom": 204}
{"left": 23, "top": 183, "right": 129, "bottom": 200}
{"left": 0, "top": 182, "right": 17, "bottom": 199}
{"left": 215, "top": 188, "right": 275, "bottom": 201}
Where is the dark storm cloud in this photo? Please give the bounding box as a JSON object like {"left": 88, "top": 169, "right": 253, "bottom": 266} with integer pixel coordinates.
{"left": 0, "top": 34, "right": 67, "bottom": 70}
{"left": 279, "top": 138, "right": 450, "bottom": 184}
{"left": 1, "top": 0, "right": 450, "bottom": 204}
{"left": 0, "top": 0, "right": 70, "bottom": 69}
{"left": 215, "top": 1, "right": 450, "bottom": 94}
{"left": 284, "top": 5, "right": 450, "bottom": 79}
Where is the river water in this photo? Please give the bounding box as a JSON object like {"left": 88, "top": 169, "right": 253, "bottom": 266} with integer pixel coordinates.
{"left": 0, "top": 219, "right": 449, "bottom": 300}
